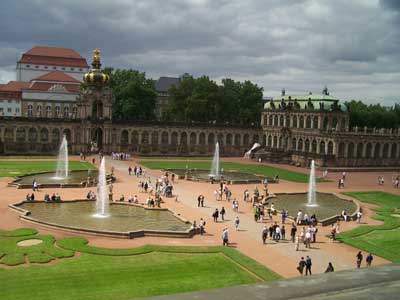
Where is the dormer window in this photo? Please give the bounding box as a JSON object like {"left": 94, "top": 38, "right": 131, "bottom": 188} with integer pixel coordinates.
{"left": 53, "top": 66, "right": 57, "bottom": 69}
{"left": 26, "top": 65, "right": 30, "bottom": 68}
{"left": 35, "top": 65, "right": 39, "bottom": 68}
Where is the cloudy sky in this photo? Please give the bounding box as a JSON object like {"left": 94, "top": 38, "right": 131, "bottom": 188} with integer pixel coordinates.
{"left": 0, "top": 0, "right": 399, "bottom": 104}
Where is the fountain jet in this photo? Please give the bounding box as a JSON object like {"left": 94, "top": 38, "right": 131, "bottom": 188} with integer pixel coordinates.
{"left": 55, "top": 135, "right": 69, "bottom": 179}
{"left": 209, "top": 142, "right": 220, "bottom": 179}
{"left": 93, "top": 157, "right": 109, "bottom": 218}
{"left": 306, "top": 159, "right": 318, "bottom": 207}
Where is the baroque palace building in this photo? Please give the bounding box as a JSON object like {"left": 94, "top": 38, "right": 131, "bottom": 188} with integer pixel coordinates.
{"left": 0, "top": 48, "right": 260, "bottom": 156}
{"left": 257, "top": 88, "right": 400, "bottom": 167}
{"left": 0, "top": 46, "right": 399, "bottom": 167}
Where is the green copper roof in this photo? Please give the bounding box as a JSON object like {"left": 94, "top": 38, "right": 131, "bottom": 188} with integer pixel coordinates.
{"left": 264, "top": 93, "right": 347, "bottom": 112}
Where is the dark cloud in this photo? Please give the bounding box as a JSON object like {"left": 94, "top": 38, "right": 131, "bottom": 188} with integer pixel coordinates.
{"left": 0, "top": 0, "right": 399, "bottom": 104}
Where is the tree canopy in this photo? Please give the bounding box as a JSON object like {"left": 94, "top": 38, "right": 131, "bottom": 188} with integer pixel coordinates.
{"left": 345, "top": 100, "right": 400, "bottom": 128}
{"left": 103, "top": 68, "right": 157, "bottom": 120}
{"left": 165, "top": 74, "right": 263, "bottom": 125}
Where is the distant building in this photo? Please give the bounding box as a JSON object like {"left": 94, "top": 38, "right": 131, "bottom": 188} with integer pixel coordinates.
{"left": 154, "top": 76, "right": 180, "bottom": 119}
{"left": 16, "top": 46, "right": 89, "bottom": 82}
{"left": 0, "top": 81, "right": 28, "bottom": 116}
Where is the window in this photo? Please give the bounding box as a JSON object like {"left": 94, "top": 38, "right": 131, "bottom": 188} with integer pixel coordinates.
{"left": 15, "top": 108, "right": 20, "bottom": 113}
{"left": 44, "top": 66, "right": 48, "bottom": 69}
{"left": 26, "top": 65, "right": 30, "bottom": 68}
{"left": 61, "top": 67, "right": 65, "bottom": 70}
{"left": 7, "top": 107, "right": 12, "bottom": 113}
{"left": 37, "top": 105, "right": 42, "bottom": 117}
{"left": 79, "top": 68, "right": 83, "bottom": 71}
{"left": 63, "top": 106, "right": 69, "bottom": 117}
{"left": 53, "top": 66, "right": 57, "bottom": 70}
{"left": 55, "top": 106, "right": 60, "bottom": 117}
{"left": 46, "top": 106, "right": 51, "bottom": 117}
{"left": 27, "top": 104, "right": 33, "bottom": 117}
{"left": 72, "top": 106, "right": 77, "bottom": 117}
{"left": 0, "top": 107, "right": 3, "bottom": 113}
{"left": 35, "top": 65, "right": 39, "bottom": 68}
{"left": 70, "top": 68, "right": 74, "bottom": 71}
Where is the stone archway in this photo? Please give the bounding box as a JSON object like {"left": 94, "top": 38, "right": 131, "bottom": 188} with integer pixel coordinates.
{"left": 91, "top": 127, "right": 103, "bottom": 151}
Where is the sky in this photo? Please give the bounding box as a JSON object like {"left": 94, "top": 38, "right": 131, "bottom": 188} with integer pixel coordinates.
{"left": 0, "top": 0, "right": 399, "bottom": 105}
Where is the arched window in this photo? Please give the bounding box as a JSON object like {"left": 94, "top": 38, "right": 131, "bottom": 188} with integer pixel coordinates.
{"left": 366, "top": 143, "right": 372, "bottom": 158}
{"left": 305, "top": 139, "right": 310, "bottom": 152}
{"left": 161, "top": 131, "right": 169, "bottom": 144}
{"left": 52, "top": 129, "right": 60, "bottom": 144}
{"left": 332, "top": 118, "right": 338, "bottom": 130}
{"left": 340, "top": 118, "right": 346, "bottom": 131}
{"left": 274, "top": 115, "right": 278, "bottom": 126}
{"left": 151, "top": 131, "right": 159, "bottom": 144}
{"left": 312, "top": 140, "right": 317, "bottom": 153}
{"left": 37, "top": 105, "right": 42, "bottom": 117}
{"left": 263, "top": 134, "right": 267, "bottom": 146}
{"left": 180, "top": 132, "right": 187, "bottom": 144}
{"left": 319, "top": 141, "right": 325, "bottom": 154}
{"left": 72, "top": 106, "right": 78, "bottom": 118}
{"left": 338, "top": 142, "right": 345, "bottom": 158}
{"left": 327, "top": 141, "right": 334, "bottom": 155}
{"left": 279, "top": 115, "right": 284, "bottom": 126}
{"left": 253, "top": 134, "right": 259, "bottom": 143}
{"left": 374, "top": 143, "right": 381, "bottom": 159}
{"left": 357, "top": 143, "right": 364, "bottom": 158}
{"left": 171, "top": 132, "right": 178, "bottom": 145}
{"left": 273, "top": 136, "right": 277, "bottom": 148}
{"left": 285, "top": 116, "right": 290, "bottom": 127}
{"left": 383, "top": 143, "right": 389, "bottom": 158}
{"left": 28, "top": 128, "right": 38, "bottom": 142}
{"left": 348, "top": 143, "right": 355, "bottom": 158}
{"left": 279, "top": 136, "right": 283, "bottom": 149}
{"left": 299, "top": 116, "right": 304, "bottom": 128}
{"left": 27, "top": 105, "right": 33, "bottom": 117}
{"left": 267, "top": 135, "right": 272, "bottom": 147}
{"left": 63, "top": 106, "right": 69, "bottom": 118}
{"left": 313, "top": 116, "right": 318, "bottom": 129}
{"left": 243, "top": 134, "right": 249, "bottom": 145}
{"left": 306, "top": 116, "right": 311, "bottom": 128}
{"left": 293, "top": 116, "right": 298, "bottom": 128}
{"left": 141, "top": 131, "right": 149, "bottom": 144}
{"left": 298, "top": 139, "right": 303, "bottom": 151}
{"left": 46, "top": 106, "right": 51, "bottom": 117}
{"left": 323, "top": 117, "right": 329, "bottom": 130}
{"left": 131, "top": 131, "right": 139, "bottom": 144}
{"left": 63, "top": 129, "right": 71, "bottom": 141}
{"left": 16, "top": 128, "right": 26, "bottom": 142}
{"left": 391, "top": 144, "right": 398, "bottom": 158}
{"left": 199, "top": 132, "right": 206, "bottom": 145}
{"left": 121, "top": 130, "right": 128, "bottom": 145}
{"left": 234, "top": 134, "right": 241, "bottom": 146}
{"left": 40, "top": 128, "right": 49, "bottom": 142}
{"left": 208, "top": 133, "right": 215, "bottom": 145}
{"left": 4, "top": 128, "right": 14, "bottom": 142}
{"left": 217, "top": 133, "right": 224, "bottom": 145}
{"left": 291, "top": 138, "right": 296, "bottom": 150}
{"left": 269, "top": 115, "right": 273, "bottom": 126}
{"left": 190, "top": 132, "right": 197, "bottom": 145}
{"left": 226, "top": 134, "right": 232, "bottom": 145}
{"left": 55, "top": 106, "right": 60, "bottom": 117}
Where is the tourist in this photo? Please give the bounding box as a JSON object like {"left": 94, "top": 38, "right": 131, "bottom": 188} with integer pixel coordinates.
{"left": 234, "top": 216, "right": 240, "bottom": 230}
{"left": 281, "top": 225, "right": 286, "bottom": 240}
{"left": 281, "top": 209, "right": 287, "bottom": 224}
{"left": 275, "top": 225, "right": 281, "bottom": 241}
{"left": 128, "top": 195, "right": 133, "bottom": 203}
{"left": 55, "top": 193, "right": 61, "bottom": 201}
{"left": 200, "top": 195, "right": 204, "bottom": 207}
{"left": 305, "top": 256, "right": 312, "bottom": 276}
{"left": 356, "top": 251, "right": 363, "bottom": 268}
{"left": 220, "top": 206, "right": 226, "bottom": 221}
{"left": 232, "top": 199, "right": 239, "bottom": 212}
{"left": 366, "top": 253, "right": 373, "bottom": 267}
{"left": 342, "top": 171, "right": 346, "bottom": 180}
{"left": 199, "top": 218, "right": 206, "bottom": 235}
{"left": 92, "top": 158, "right": 95, "bottom": 164}
{"left": 295, "top": 235, "right": 300, "bottom": 251}
{"left": 133, "top": 195, "right": 138, "bottom": 203}
{"left": 290, "top": 223, "right": 297, "bottom": 243}
{"left": 330, "top": 224, "right": 337, "bottom": 241}
{"left": 325, "top": 262, "right": 334, "bottom": 273}
{"left": 30, "top": 193, "right": 35, "bottom": 201}
{"left": 262, "top": 225, "right": 268, "bottom": 244}
{"left": 311, "top": 225, "right": 318, "bottom": 243}
{"left": 214, "top": 189, "right": 219, "bottom": 201}
{"left": 128, "top": 166, "right": 132, "bottom": 175}
{"left": 297, "top": 257, "right": 306, "bottom": 275}
{"left": 269, "top": 224, "right": 274, "bottom": 239}
{"left": 32, "top": 179, "right": 38, "bottom": 191}
{"left": 26, "top": 193, "right": 31, "bottom": 201}
{"left": 222, "top": 227, "right": 229, "bottom": 246}
{"left": 51, "top": 193, "right": 56, "bottom": 202}
{"left": 197, "top": 195, "right": 201, "bottom": 207}
{"left": 305, "top": 230, "right": 311, "bottom": 248}
{"left": 212, "top": 208, "right": 219, "bottom": 222}
{"left": 44, "top": 194, "right": 50, "bottom": 202}
{"left": 356, "top": 210, "right": 362, "bottom": 224}
{"left": 296, "top": 210, "right": 303, "bottom": 225}
{"left": 300, "top": 227, "right": 305, "bottom": 242}
{"left": 341, "top": 210, "right": 348, "bottom": 222}
{"left": 171, "top": 173, "right": 175, "bottom": 183}
{"left": 119, "top": 194, "right": 125, "bottom": 202}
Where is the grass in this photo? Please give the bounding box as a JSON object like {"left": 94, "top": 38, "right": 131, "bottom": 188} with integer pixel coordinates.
{"left": 138, "top": 156, "right": 212, "bottom": 160}
{"left": 0, "top": 229, "right": 279, "bottom": 300}
{"left": 139, "top": 160, "right": 321, "bottom": 183}
{"left": 337, "top": 191, "right": 400, "bottom": 262}
{"left": 0, "top": 155, "right": 56, "bottom": 159}
{"left": 0, "top": 160, "right": 95, "bottom": 177}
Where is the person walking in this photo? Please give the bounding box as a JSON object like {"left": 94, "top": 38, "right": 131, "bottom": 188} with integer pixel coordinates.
{"left": 295, "top": 235, "right": 300, "bottom": 251}
{"left": 356, "top": 211, "right": 362, "bottom": 224}
{"left": 325, "top": 262, "right": 334, "bottom": 273}
{"left": 234, "top": 216, "right": 240, "bottom": 230}
{"left": 197, "top": 195, "right": 201, "bottom": 207}
{"left": 200, "top": 195, "right": 204, "bottom": 207}
{"left": 222, "top": 228, "right": 229, "bottom": 246}
{"left": 199, "top": 218, "right": 206, "bottom": 235}
{"left": 220, "top": 207, "right": 226, "bottom": 221}
{"left": 305, "top": 256, "right": 312, "bottom": 276}
{"left": 366, "top": 253, "right": 373, "bottom": 267}
{"left": 305, "top": 230, "right": 312, "bottom": 248}
{"left": 128, "top": 166, "right": 132, "bottom": 175}
{"left": 356, "top": 251, "right": 363, "bottom": 268}
{"left": 262, "top": 225, "right": 268, "bottom": 244}
{"left": 281, "top": 225, "right": 286, "bottom": 240}
{"left": 290, "top": 223, "right": 297, "bottom": 243}
{"left": 212, "top": 208, "right": 219, "bottom": 222}
{"left": 297, "top": 257, "right": 306, "bottom": 275}
{"left": 281, "top": 209, "right": 287, "bottom": 224}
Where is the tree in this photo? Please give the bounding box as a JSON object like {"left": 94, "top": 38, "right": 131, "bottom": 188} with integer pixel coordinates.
{"left": 103, "top": 68, "right": 157, "bottom": 120}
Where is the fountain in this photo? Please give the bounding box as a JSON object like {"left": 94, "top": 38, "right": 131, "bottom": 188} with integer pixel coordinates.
{"left": 244, "top": 142, "right": 261, "bottom": 159}
{"left": 306, "top": 160, "right": 318, "bottom": 207}
{"left": 209, "top": 142, "right": 220, "bottom": 179}
{"left": 94, "top": 156, "right": 109, "bottom": 218}
{"left": 54, "top": 135, "right": 69, "bottom": 179}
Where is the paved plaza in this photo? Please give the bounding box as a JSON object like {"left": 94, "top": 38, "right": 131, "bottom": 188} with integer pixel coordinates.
{"left": 0, "top": 155, "right": 396, "bottom": 278}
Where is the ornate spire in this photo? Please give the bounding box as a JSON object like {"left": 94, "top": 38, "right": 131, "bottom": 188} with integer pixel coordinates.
{"left": 83, "top": 48, "right": 109, "bottom": 87}
{"left": 91, "top": 48, "right": 101, "bottom": 70}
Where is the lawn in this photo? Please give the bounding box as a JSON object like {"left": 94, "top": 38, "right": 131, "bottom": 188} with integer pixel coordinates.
{"left": 0, "top": 229, "right": 280, "bottom": 300}
{"left": 0, "top": 161, "right": 95, "bottom": 177}
{"left": 139, "top": 160, "right": 320, "bottom": 183}
{"left": 337, "top": 191, "right": 400, "bottom": 262}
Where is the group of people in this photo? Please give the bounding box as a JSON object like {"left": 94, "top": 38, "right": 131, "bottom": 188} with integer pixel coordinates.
{"left": 111, "top": 152, "right": 130, "bottom": 161}
{"left": 296, "top": 210, "right": 318, "bottom": 226}
{"left": 44, "top": 193, "right": 61, "bottom": 202}
{"left": 128, "top": 165, "right": 145, "bottom": 177}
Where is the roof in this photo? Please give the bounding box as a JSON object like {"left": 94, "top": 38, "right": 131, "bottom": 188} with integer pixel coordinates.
{"left": 265, "top": 93, "right": 347, "bottom": 112}
{"left": 155, "top": 77, "right": 180, "bottom": 92}
{"left": 25, "top": 82, "right": 80, "bottom": 93}
{"left": 0, "top": 81, "right": 30, "bottom": 92}
{"left": 19, "top": 46, "right": 89, "bottom": 67}
{"left": 32, "top": 70, "right": 81, "bottom": 83}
